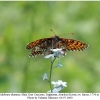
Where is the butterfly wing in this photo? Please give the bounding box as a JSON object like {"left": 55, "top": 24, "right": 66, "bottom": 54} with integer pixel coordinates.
{"left": 26, "top": 37, "right": 56, "bottom": 57}
{"left": 59, "top": 38, "right": 89, "bottom": 51}
{"left": 26, "top": 38, "right": 49, "bottom": 50}
{"left": 26, "top": 36, "right": 89, "bottom": 57}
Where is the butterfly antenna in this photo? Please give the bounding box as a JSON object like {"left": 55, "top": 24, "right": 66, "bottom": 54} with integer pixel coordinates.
{"left": 51, "top": 29, "right": 56, "bottom": 36}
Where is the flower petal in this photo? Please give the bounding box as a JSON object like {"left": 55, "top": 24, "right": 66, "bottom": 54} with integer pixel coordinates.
{"left": 45, "top": 54, "right": 54, "bottom": 58}
{"left": 42, "top": 73, "right": 48, "bottom": 80}
{"left": 51, "top": 80, "right": 67, "bottom": 88}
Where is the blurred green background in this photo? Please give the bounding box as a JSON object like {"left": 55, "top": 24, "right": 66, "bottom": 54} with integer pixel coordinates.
{"left": 0, "top": 1, "right": 100, "bottom": 93}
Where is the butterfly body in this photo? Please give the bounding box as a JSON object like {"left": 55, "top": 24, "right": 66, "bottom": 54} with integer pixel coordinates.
{"left": 26, "top": 36, "right": 88, "bottom": 57}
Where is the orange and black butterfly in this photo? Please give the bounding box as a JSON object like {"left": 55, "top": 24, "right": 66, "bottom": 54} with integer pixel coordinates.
{"left": 26, "top": 35, "right": 89, "bottom": 57}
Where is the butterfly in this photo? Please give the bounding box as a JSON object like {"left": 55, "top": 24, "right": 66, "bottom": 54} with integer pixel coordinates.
{"left": 26, "top": 35, "right": 89, "bottom": 57}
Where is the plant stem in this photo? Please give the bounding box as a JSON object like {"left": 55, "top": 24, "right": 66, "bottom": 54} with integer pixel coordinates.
{"left": 49, "top": 57, "right": 56, "bottom": 92}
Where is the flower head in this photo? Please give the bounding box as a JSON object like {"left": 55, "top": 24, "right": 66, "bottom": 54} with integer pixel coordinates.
{"left": 42, "top": 73, "right": 48, "bottom": 80}
{"left": 51, "top": 80, "right": 67, "bottom": 88}
{"left": 45, "top": 54, "right": 54, "bottom": 58}
{"left": 57, "top": 61, "right": 62, "bottom": 67}
{"left": 51, "top": 80, "right": 67, "bottom": 93}
{"left": 45, "top": 48, "right": 66, "bottom": 58}
{"left": 54, "top": 61, "right": 62, "bottom": 68}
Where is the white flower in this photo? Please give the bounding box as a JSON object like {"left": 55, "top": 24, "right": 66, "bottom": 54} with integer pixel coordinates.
{"left": 52, "top": 88, "right": 60, "bottom": 93}
{"left": 45, "top": 54, "right": 54, "bottom": 58}
{"left": 45, "top": 48, "right": 66, "bottom": 58}
{"left": 51, "top": 80, "right": 67, "bottom": 88}
{"left": 51, "top": 48, "right": 65, "bottom": 57}
{"left": 57, "top": 80, "right": 67, "bottom": 87}
{"left": 50, "top": 48, "right": 63, "bottom": 52}
{"left": 47, "top": 80, "right": 67, "bottom": 93}
{"left": 42, "top": 73, "right": 48, "bottom": 80}
{"left": 53, "top": 61, "right": 62, "bottom": 68}
{"left": 51, "top": 80, "right": 67, "bottom": 92}
{"left": 58, "top": 63, "right": 62, "bottom": 67}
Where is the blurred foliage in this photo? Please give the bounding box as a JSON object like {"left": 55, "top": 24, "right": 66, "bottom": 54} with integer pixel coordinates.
{"left": 0, "top": 1, "right": 100, "bottom": 93}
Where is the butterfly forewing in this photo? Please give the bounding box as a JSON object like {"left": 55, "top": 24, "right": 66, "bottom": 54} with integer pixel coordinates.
{"left": 59, "top": 38, "right": 88, "bottom": 51}
{"left": 26, "top": 36, "right": 88, "bottom": 57}
{"left": 26, "top": 38, "right": 49, "bottom": 50}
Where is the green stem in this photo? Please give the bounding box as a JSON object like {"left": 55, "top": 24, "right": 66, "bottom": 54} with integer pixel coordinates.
{"left": 49, "top": 57, "right": 56, "bottom": 92}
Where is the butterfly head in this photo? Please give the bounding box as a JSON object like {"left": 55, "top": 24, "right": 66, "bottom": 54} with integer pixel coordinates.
{"left": 53, "top": 36, "right": 59, "bottom": 42}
